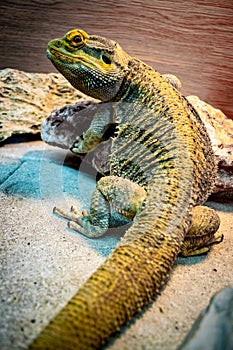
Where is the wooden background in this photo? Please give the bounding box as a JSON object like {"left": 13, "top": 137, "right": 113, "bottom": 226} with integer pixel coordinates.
{"left": 0, "top": 0, "right": 232, "bottom": 118}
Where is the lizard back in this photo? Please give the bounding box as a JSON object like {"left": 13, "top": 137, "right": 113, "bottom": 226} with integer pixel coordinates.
{"left": 111, "top": 57, "right": 216, "bottom": 206}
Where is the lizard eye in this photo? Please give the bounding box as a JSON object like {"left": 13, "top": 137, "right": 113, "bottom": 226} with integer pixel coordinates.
{"left": 66, "top": 29, "right": 89, "bottom": 48}
{"left": 101, "top": 54, "right": 111, "bottom": 65}
{"left": 73, "top": 35, "right": 82, "bottom": 43}
{"left": 72, "top": 35, "right": 83, "bottom": 46}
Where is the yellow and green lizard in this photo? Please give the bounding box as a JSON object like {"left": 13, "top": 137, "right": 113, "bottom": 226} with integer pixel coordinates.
{"left": 29, "top": 29, "right": 223, "bottom": 349}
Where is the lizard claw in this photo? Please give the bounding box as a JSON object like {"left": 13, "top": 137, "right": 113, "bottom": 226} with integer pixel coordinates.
{"left": 70, "top": 205, "right": 82, "bottom": 216}
{"left": 53, "top": 206, "right": 86, "bottom": 222}
{"left": 70, "top": 206, "right": 88, "bottom": 217}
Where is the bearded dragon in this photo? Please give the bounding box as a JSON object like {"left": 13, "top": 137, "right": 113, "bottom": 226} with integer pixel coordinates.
{"left": 28, "top": 29, "right": 223, "bottom": 349}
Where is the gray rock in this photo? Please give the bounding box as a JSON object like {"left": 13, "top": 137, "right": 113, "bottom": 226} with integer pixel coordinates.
{"left": 178, "top": 285, "right": 233, "bottom": 350}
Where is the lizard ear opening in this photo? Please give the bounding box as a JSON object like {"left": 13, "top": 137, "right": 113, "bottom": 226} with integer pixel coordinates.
{"left": 101, "top": 54, "right": 112, "bottom": 65}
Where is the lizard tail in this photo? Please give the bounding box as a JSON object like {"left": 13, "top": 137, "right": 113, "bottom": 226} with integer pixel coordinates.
{"left": 28, "top": 217, "right": 187, "bottom": 350}
{"left": 29, "top": 124, "right": 193, "bottom": 349}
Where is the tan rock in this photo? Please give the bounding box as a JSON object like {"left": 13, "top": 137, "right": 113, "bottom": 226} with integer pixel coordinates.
{"left": 0, "top": 68, "right": 86, "bottom": 141}
{"left": 187, "top": 95, "right": 233, "bottom": 196}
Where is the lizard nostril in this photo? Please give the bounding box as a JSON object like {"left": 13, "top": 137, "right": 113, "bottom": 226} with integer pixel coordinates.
{"left": 56, "top": 39, "right": 62, "bottom": 47}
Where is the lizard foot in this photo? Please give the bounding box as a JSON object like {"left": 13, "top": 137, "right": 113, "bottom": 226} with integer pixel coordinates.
{"left": 181, "top": 232, "right": 224, "bottom": 256}
{"left": 71, "top": 136, "right": 85, "bottom": 153}
{"left": 53, "top": 206, "right": 106, "bottom": 238}
{"left": 180, "top": 205, "right": 223, "bottom": 257}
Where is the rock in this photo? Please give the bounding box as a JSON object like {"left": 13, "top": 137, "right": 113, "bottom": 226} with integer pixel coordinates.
{"left": 187, "top": 96, "right": 233, "bottom": 198}
{"left": 41, "top": 99, "right": 97, "bottom": 149}
{"left": 178, "top": 285, "right": 233, "bottom": 350}
{"left": 0, "top": 68, "right": 87, "bottom": 141}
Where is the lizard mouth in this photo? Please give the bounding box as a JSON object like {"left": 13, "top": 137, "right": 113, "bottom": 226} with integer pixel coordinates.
{"left": 47, "top": 46, "right": 105, "bottom": 72}
{"left": 47, "top": 48, "right": 84, "bottom": 64}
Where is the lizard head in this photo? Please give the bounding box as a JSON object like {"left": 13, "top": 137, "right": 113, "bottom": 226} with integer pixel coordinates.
{"left": 47, "top": 29, "right": 130, "bottom": 101}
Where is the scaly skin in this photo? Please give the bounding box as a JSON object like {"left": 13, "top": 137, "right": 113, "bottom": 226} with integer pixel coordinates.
{"left": 28, "top": 29, "right": 223, "bottom": 349}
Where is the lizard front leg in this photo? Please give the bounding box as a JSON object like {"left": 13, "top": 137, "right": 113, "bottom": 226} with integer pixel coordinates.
{"left": 180, "top": 206, "right": 223, "bottom": 256}
{"left": 71, "top": 102, "right": 114, "bottom": 153}
{"left": 54, "top": 176, "right": 147, "bottom": 238}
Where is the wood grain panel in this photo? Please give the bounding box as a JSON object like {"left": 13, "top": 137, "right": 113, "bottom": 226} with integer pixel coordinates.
{"left": 0, "top": 0, "right": 232, "bottom": 117}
